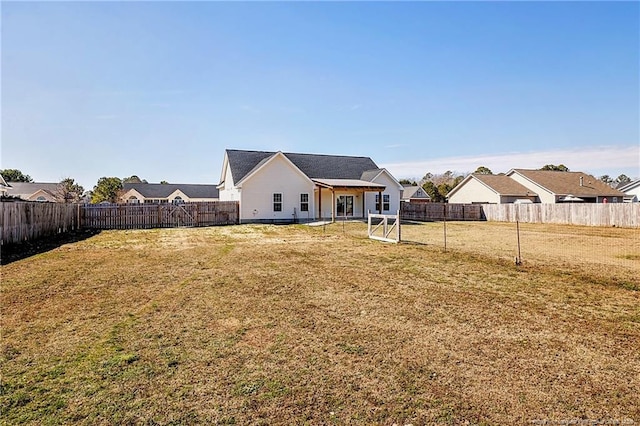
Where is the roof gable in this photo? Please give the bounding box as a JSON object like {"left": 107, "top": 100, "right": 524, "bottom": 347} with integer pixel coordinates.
{"left": 402, "top": 185, "right": 430, "bottom": 199}
{"left": 235, "top": 151, "right": 313, "bottom": 186}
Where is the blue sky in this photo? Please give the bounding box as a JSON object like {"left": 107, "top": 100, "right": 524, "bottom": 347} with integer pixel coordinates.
{"left": 2, "top": 1, "right": 638, "bottom": 190}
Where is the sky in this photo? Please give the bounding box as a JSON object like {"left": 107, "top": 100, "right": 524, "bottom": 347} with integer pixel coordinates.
{"left": 2, "top": 1, "right": 639, "bottom": 190}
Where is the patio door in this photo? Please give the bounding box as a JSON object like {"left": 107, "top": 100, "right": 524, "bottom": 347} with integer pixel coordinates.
{"left": 336, "top": 195, "right": 354, "bottom": 217}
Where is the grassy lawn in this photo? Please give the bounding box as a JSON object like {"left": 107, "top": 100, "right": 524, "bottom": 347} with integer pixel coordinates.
{"left": 1, "top": 222, "right": 639, "bottom": 425}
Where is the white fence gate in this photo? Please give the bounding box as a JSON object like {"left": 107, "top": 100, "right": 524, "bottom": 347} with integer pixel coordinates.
{"left": 368, "top": 211, "right": 401, "bottom": 243}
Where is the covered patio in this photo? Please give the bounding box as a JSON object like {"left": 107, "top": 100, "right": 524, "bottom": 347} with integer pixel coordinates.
{"left": 312, "top": 178, "right": 386, "bottom": 222}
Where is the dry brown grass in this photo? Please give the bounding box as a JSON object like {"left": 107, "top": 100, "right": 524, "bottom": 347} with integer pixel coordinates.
{"left": 1, "top": 222, "right": 639, "bottom": 425}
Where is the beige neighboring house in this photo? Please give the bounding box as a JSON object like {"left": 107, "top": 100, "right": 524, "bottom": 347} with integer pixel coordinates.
{"left": 218, "top": 149, "right": 403, "bottom": 223}
{"left": 120, "top": 183, "right": 219, "bottom": 204}
{"left": 5, "top": 182, "right": 62, "bottom": 202}
{"left": 507, "top": 169, "right": 625, "bottom": 203}
{"left": 447, "top": 174, "right": 537, "bottom": 204}
{"left": 618, "top": 179, "right": 640, "bottom": 203}
{"left": 401, "top": 185, "right": 431, "bottom": 203}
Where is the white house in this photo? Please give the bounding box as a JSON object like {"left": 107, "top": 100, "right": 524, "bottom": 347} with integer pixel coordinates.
{"left": 217, "top": 149, "right": 403, "bottom": 223}
{"left": 618, "top": 179, "right": 640, "bottom": 203}
{"left": 121, "top": 183, "right": 219, "bottom": 204}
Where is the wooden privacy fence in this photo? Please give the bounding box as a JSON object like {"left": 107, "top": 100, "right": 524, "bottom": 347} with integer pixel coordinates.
{"left": 401, "top": 202, "right": 484, "bottom": 222}
{"left": 1, "top": 201, "right": 80, "bottom": 245}
{"left": 482, "top": 203, "right": 640, "bottom": 228}
{"left": 81, "top": 202, "right": 239, "bottom": 229}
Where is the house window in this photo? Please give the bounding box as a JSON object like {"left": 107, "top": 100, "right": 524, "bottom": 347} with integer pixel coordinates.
{"left": 300, "top": 193, "right": 309, "bottom": 212}
{"left": 128, "top": 196, "right": 139, "bottom": 204}
{"left": 376, "top": 194, "right": 390, "bottom": 211}
{"left": 172, "top": 196, "right": 184, "bottom": 204}
{"left": 273, "top": 193, "right": 282, "bottom": 212}
{"left": 36, "top": 196, "right": 47, "bottom": 202}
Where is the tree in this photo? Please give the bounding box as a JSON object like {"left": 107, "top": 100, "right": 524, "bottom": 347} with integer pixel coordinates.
{"left": 474, "top": 166, "right": 493, "bottom": 175}
{"left": 599, "top": 175, "right": 613, "bottom": 186}
{"left": 420, "top": 170, "right": 466, "bottom": 202}
{"left": 123, "top": 175, "right": 147, "bottom": 184}
{"left": 421, "top": 181, "right": 443, "bottom": 202}
{"left": 0, "top": 169, "right": 33, "bottom": 182}
{"left": 91, "top": 177, "right": 123, "bottom": 204}
{"left": 55, "top": 178, "right": 85, "bottom": 203}
{"left": 540, "top": 164, "right": 569, "bottom": 172}
{"left": 160, "top": 180, "right": 169, "bottom": 185}
{"left": 399, "top": 179, "right": 417, "bottom": 186}
{"left": 615, "top": 174, "right": 631, "bottom": 187}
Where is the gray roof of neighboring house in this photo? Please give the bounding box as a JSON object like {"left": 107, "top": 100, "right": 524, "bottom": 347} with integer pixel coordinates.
{"left": 509, "top": 169, "right": 625, "bottom": 197}
{"left": 5, "top": 182, "right": 61, "bottom": 198}
{"left": 123, "top": 183, "right": 219, "bottom": 199}
{"left": 401, "top": 185, "right": 431, "bottom": 199}
{"left": 225, "top": 149, "right": 381, "bottom": 184}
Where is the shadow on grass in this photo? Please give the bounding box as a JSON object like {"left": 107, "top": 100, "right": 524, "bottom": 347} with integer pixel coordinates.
{"left": 1, "top": 229, "right": 101, "bottom": 265}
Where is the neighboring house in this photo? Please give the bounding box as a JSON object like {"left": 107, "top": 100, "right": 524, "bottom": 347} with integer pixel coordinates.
{"left": 121, "top": 183, "right": 219, "bottom": 204}
{"left": 507, "top": 169, "right": 626, "bottom": 203}
{"left": 5, "top": 182, "right": 62, "bottom": 202}
{"left": 218, "top": 149, "right": 403, "bottom": 223}
{"left": 0, "top": 175, "right": 10, "bottom": 196}
{"left": 401, "top": 185, "right": 431, "bottom": 203}
{"left": 447, "top": 174, "right": 537, "bottom": 204}
{"left": 618, "top": 179, "right": 640, "bottom": 203}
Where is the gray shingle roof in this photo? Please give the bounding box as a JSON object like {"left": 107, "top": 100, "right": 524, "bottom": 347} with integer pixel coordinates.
{"left": 226, "top": 150, "right": 381, "bottom": 183}
{"left": 124, "top": 183, "right": 219, "bottom": 199}
{"left": 401, "top": 185, "right": 431, "bottom": 199}
{"left": 6, "top": 182, "right": 61, "bottom": 197}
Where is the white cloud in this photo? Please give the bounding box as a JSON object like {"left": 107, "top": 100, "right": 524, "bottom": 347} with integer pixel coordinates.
{"left": 381, "top": 145, "right": 640, "bottom": 179}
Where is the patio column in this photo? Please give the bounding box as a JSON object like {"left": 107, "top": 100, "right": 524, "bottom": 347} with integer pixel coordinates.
{"left": 378, "top": 191, "right": 383, "bottom": 214}
{"left": 331, "top": 189, "right": 336, "bottom": 223}
{"left": 318, "top": 185, "right": 322, "bottom": 220}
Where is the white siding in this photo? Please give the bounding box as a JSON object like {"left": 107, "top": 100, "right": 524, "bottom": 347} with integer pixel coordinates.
{"left": 623, "top": 184, "right": 640, "bottom": 202}
{"left": 239, "top": 155, "right": 315, "bottom": 222}
{"left": 365, "top": 171, "right": 402, "bottom": 215}
{"left": 448, "top": 178, "right": 500, "bottom": 204}
{"left": 219, "top": 165, "right": 240, "bottom": 202}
